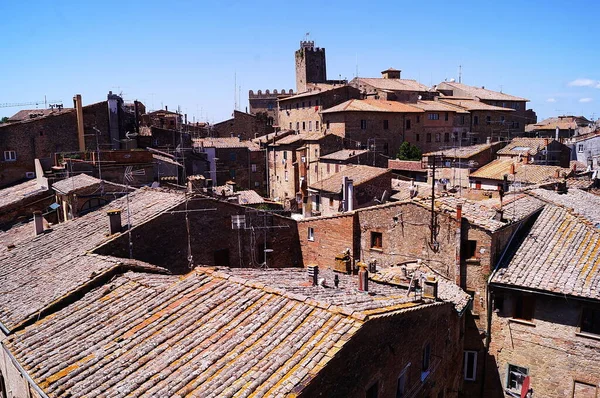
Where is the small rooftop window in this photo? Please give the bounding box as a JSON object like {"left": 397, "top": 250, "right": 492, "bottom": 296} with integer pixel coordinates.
{"left": 511, "top": 146, "right": 531, "bottom": 151}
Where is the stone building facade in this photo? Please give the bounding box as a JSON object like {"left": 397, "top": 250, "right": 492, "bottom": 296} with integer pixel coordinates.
{"left": 248, "top": 89, "right": 294, "bottom": 127}
{"left": 212, "top": 110, "right": 274, "bottom": 140}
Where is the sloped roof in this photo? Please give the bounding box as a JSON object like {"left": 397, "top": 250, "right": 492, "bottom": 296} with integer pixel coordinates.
{"left": 438, "top": 98, "right": 516, "bottom": 112}
{"left": 4, "top": 266, "right": 449, "bottom": 397}
{"left": 321, "top": 99, "right": 424, "bottom": 114}
{"left": 423, "top": 142, "right": 504, "bottom": 159}
{"left": 0, "top": 179, "right": 48, "bottom": 210}
{"left": 310, "top": 165, "right": 391, "bottom": 193}
{"left": 51, "top": 173, "right": 103, "bottom": 194}
{"left": 388, "top": 159, "right": 424, "bottom": 172}
{"left": 193, "top": 137, "right": 261, "bottom": 151}
{"left": 469, "top": 158, "right": 572, "bottom": 184}
{"left": 529, "top": 116, "right": 591, "bottom": 131}
{"left": 319, "top": 149, "right": 368, "bottom": 161}
{"left": 437, "top": 82, "right": 528, "bottom": 101}
{"left": 355, "top": 77, "right": 430, "bottom": 92}
{"left": 491, "top": 203, "right": 600, "bottom": 300}
{"left": 0, "top": 188, "right": 185, "bottom": 332}
{"left": 412, "top": 100, "right": 469, "bottom": 114}
{"left": 496, "top": 138, "right": 557, "bottom": 156}
{"left": 7, "top": 108, "right": 73, "bottom": 123}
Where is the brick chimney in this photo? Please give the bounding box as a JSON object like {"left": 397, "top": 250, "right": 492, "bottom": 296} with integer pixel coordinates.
{"left": 357, "top": 262, "right": 368, "bottom": 292}
{"left": 107, "top": 209, "right": 122, "bottom": 235}
{"left": 73, "top": 94, "right": 85, "bottom": 152}
{"left": 307, "top": 265, "right": 319, "bottom": 286}
{"left": 33, "top": 211, "right": 44, "bottom": 236}
{"left": 544, "top": 138, "right": 549, "bottom": 147}
{"left": 555, "top": 169, "right": 561, "bottom": 179}
{"left": 523, "top": 152, "right": 529, "bottom": 165}
{"left": 510, "top": 163, "right": 516, "bottom": 175}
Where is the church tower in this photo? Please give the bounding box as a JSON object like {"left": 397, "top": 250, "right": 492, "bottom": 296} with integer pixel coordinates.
{"left": 295, "top": 41, "right": 327, "bottom": 93}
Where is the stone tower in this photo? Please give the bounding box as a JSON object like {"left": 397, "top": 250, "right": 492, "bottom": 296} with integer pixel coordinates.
{"left": 295, "top": 41, "right": 327, "bottom": 93}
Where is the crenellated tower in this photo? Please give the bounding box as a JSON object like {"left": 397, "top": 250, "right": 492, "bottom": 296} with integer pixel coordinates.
{"left": 295, "top": 41, "right": 327, "bottom": 93}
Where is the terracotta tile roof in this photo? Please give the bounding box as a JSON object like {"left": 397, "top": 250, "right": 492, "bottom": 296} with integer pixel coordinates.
{"left": 51, "top": 173, "right": 103, "bottom": 194}
{"left": 528, "top": 188, "right": 600, "bottom": 228}
{"left": 0, "top": 188, "right": 185, "bottom": 332}
{"left": 528, "top": 116, "right": 592, "bottom": 131}
{"left": 7, "top": 108, "right": 73, "bottom": 123}
{"left": 567, "top": 178, "right": 595, "bottom": 190}
{"left": 354, "top": 77, "right": 430, "bottom": 92}
{"left": 193, "top": 137, "right": 260, "bottom": 151}
{"left": 270, "top": 133, "right": 306, "bottom": 145}
{"left": 423, "top": 142, "right": 503, "bottom": 159}
{"left": 388, "top": 159, "right": 424, "bottom": 171}
{"left": 437, "top": 82, "right": 528, "bottom": 101}
{"left": 496, "top": 138, "right": 556, "bottom": 156}
{"left": 370, "top": 267, "right": 471, "bottom": 312}
{"left": 491, "top": 204, "right": 600, "bottom": 299}
{"left": 4, "top": 267, "right": 445, "bottom": 397}
{"left": 412, "top": 100, "right": 469, "bottom": 113}
{"left": 278, "top": 84, "right": 346, "bottom": 101}
{"left": 319, "top": 149, "right": 368, "bottom": 161}
{"left": 309, "top": 165, "right": 390, "bottom": 193}
{"left": 320, "top": 99, "right": 424, "bottom": 114}
{"left": 430, "top": 194, "right": 544, "bottom": 232}
{"left": 0, "top": 179, "right": 48, "bottom": 209}
{"left": 469, "top": 158, "right": 572, "bottom": 184}
{"left": 438, "top": 98, "right": 516, "bottom": 112}
{"left": 390, "top": 180, "right": 429, "bottom": 201}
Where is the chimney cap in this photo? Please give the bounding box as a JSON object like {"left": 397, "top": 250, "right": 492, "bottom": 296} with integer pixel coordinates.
{"left": 107, "top": 209, "right": 122, "bottom": 215}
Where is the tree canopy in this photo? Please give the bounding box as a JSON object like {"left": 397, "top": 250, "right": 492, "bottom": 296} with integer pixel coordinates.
{"left": 396, "top": 141, "right": 422, "bottom": 161}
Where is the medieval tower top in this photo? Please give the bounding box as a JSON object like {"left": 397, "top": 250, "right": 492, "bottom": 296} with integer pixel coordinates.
{"left": 295, "top": 41, "right": 327, "bottom": 93}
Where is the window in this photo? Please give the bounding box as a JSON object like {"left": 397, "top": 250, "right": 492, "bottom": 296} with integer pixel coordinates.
{"left": 428, "top": 113, "right": 439, "bottom": 120}
{"left": 371, "top": 232, "right": 383, "bottom": 249}
{"left": 416, "top": 115, "right": 420, "bottom": 123}
{"left": 444, "top": 112, "right": 449, "bottom": 121}
{"left": 444, "top": 132, "right": 450, "bottom": 142}
{"left": 578, "top": 144, "right": 584, "bottom": 153}
{"left": 464, "top": 351, "right": 477, "bottom": 381}
{"left": 283, "top": 150, "right": 288, "bottom": 160}
{"left": 500, "top": 116, "right": 505, "bottom": 124}
{"left": 416, "top": 133, "right": 420, "bottom": 142}
{"left": 486, "top": 116, "right": 491, "bottom": 125}
{"left": 473, "top": 116, "right": 479, "bottom": 125}
{"left": 316, "top": 121, "right": 319, "bottom": 130}
{"left": 0, "top": 371, "right": 7, "bottom": 398}
{"left": 284, "top": 170, "right": 289, "bottom": 181}
{"left": 506, "top": 364, "right": 528, "bottom": 394}
{"left": 426, "top": 133, "right": 432, "bottom": 143}
{"left": 366, "top": 382, "right": 378, "bottom": 398}
{"left": 421, "top": 343, "right": 431, "bottom": 380}
{"left": 308, "top": 100, "right": 311, "bottom": 107}
{"left": 254, "top": 181, "right": 260, "bottom": 187}
{"left": 251, "top": 163, "right": 257, "bottom": 172}
{"left": 383, "top": 120, "right": 389, "bottom": 130}
{"left": 302, "top": 101, "right": 305, "bottom": 108}
{"left": 327, "top": 163, "right": 330, "bottom": 173}
{"left": 326, "top": 120, "right": 330, "bottom": 129}
{"left": 316, "top": 99, "right": 319, "bottom": 107}
{"left": 329, "top": 197, "right": 334, "bottom": 207}
{"left": 3, "top": 150, "right": 16, "bottom": 161}
{"left": 435, "top": 133, "right": 441, "bottom": 142}
{"left": 309, "top": 121, "right": 312, "bottom": 131}
{"left": 296, "top": 103, "right": 299, "bottom": 109}
{"left": 573, "top": 381, "right": 598, "bottom": 398}
{"left": 460, "top": 115, "right": 465, "bottom": 125}
{"left": 315, "top": 148, "right": 318, "bottom": 157}
{"left": 302, "top": 121, "right": 306, "bottom": 130}
{"left": 229, "top": 169, "right": 236, "bottom": 179}
{"left": 406, "top": 119, "right": 411, "bottom": 130}
{"left": 514, "top": 295, "right": 535, "bottom": 321}
{"left": 229, "top": 152, "right": 237, "bottom": 161}
{"left": 267, "top": 102, "right": 273, "bottom": 110}
{"left": 581, "top": 307, "right": 600, "bottom": 335}
{"left": 307, "top": 227, "right": 314, "bottom": 241}
{"left": 296, "top": 122, "right": 300, "bottom": 131}
{"left": 464, "top": 240, "right": 477, "bottom": 258}
{"left": 289, "top": 122, "right": 292, "bottom": 130}
{"left": 396, "top": 365, "right": 410, "bottom": 398}
{"left": 335, "top": 164, "right": 340, "bottom": 173}
{"left": 314, "top": 164, "right": 318, "bottom": 173}
{"left": 361, "top": 120, "right": 367, "bottom": 130}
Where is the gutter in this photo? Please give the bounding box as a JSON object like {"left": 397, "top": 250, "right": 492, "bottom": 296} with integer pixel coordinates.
{"left": 1, "top": 343, "right": 49, "bottom": 398}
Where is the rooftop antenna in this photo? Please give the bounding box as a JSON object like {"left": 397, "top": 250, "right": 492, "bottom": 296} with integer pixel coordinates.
{"left": 234, "top": 72, "right": 237, "bottom": 111}
{"left": 355, "top": 53, "right": 359, "bottom": 79}
{"left": 458, "top": 65, "right": 462, "bottom": 83}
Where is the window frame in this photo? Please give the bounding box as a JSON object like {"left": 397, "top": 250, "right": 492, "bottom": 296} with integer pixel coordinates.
{"left": 463, "top": 351, "right": 478, "bottom": 381}
{"left": 580, "top": 307, "right": 600, "bottom": 336}
{"left": 513, "top": 294, "right": 535, "bottom": 322}
{"left": 506, "top": 364, "right": 528, "bottom": 394}
{"left": 307, "top": 227, "right": 315, "bottom": 241}
{"left": 383, "top": 119, "right": 389, "bottom": 130}
{"left": 3, "top": 150, "right": 16, "bottom": 161}
{"left": 361, "top": 120, "right": 367, "bottom": 130}
{"left": 421, "top": 342, "right": 431, "bottom": 381}
{"left": 428, "top": 113, "right": 440, "bottom": 120}
{"left": 370, "top": 231, "right": 383, "bottom": 250}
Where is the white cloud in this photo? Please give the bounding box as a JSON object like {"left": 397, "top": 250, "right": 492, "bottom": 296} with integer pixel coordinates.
{"left": 546, "top": 98, "right": 556, "bottom": 103}
{"left": 579, "top": 97, "right": 593, "bottom": 103}
{"left": 568, "top": 78, "right": 600, "bottom": 88}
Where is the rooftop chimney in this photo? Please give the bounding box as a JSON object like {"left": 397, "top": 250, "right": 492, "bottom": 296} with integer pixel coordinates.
{"left": 523, "top": 152, "right": 529, "bottom": 165}
{"left": 107, "top": 209, "right": 122, "bottom": 235}
{"left": 510, "top": 163, "right": 516, "bottom": 174}
{"left": 73, "top": 94, "right": 85, "bottom": 152}
{"left": 307, "top": 265, "right": 319, "bottom": 286}
{"left": 544, "top": 138, "right": 549, "bottom": 147}
{"left": 423, "top": 276, "right": 438, "bottom": 300}
{"left": 555, "top": 169, "right": 561, "bottom": 179}
{"left": 33, "top": 211, "right": 44, "bottom": 236}
{"left": 357, "top": 262, "right": 368, "bottom": 292}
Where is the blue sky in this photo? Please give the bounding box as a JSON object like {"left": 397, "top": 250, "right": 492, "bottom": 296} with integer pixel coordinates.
{"left": 1, "top": 0, "right": 599, "bottom": 123}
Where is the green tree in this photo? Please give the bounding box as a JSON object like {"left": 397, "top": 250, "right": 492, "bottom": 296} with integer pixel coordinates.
{"left": 0, "top": 117, "right": 9, "bottom": 124}
{"left": 396, "top": 141, "right": 422, "bottom": 161}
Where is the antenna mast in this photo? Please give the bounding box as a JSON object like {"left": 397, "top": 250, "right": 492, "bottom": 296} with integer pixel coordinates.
{"left": 458, "top": 65, "right": 462, "bottom": 83}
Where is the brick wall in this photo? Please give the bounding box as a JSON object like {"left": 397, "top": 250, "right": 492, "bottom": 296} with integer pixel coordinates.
{"left": 212, "top": 110, "right": 273, "bottom": 141}
{"left": 298, "top": 303, "right": 464, "bottom": 398}
{"left": 487, "top": 290, "right": 600, "bottom": 398}
{"left": 297, "top": 213, "right": 357, "bottom": 269}
{"left": 94, "top": 197, "right": 302, "bottom": 273}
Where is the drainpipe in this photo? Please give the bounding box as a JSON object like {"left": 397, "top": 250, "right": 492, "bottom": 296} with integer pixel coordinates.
{"left": 2, "top": 343, "right": 50, "bottom": 398}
